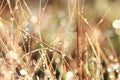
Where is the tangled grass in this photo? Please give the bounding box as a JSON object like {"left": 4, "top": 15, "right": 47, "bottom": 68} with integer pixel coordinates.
{"left": 0, "top": 0, "right": 120, "bottom": 80}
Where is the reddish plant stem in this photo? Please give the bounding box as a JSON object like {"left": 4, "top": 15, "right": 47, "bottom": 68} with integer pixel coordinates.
{"left": 76, "top": 0, "right": 85, "bottom": 79}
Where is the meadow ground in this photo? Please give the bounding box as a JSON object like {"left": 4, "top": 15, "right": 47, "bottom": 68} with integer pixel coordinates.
{"left": 0, "top": 0, "right": 120, "bottom": 80}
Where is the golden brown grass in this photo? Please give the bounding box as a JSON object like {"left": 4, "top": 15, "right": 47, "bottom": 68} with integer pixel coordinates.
{"left": 0, "top": 0, "right": 120, "bottom": 80}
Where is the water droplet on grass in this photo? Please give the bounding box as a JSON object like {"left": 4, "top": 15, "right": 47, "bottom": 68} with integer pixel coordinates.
{"left": 20, "top": 69, "right": 28, "bottom": 75}
{"left": 112, "top": 20, "right": 120, "bottom": 29}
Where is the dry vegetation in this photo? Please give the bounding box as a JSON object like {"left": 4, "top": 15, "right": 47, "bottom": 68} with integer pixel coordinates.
{"left": 0, "top": 0, "right": 120, "bottom": 80}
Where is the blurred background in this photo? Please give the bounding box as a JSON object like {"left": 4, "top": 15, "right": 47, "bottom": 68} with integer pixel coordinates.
{"left": 0, "top": 0, "right": 120, "bottom": 80}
